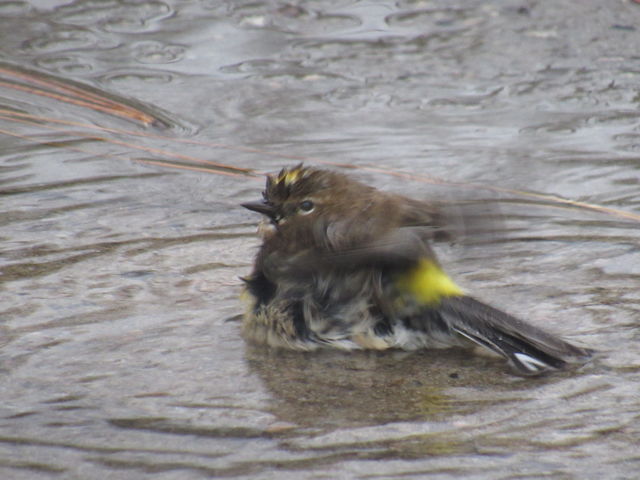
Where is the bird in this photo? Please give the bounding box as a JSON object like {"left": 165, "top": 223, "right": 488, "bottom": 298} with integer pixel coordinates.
{"left": 240, "top": 164, "right": 592, "bottom": 375}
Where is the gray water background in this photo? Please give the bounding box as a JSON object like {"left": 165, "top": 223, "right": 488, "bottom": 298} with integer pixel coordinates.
{"left": 1, "top": 1, "right": 639, "bottom": 478}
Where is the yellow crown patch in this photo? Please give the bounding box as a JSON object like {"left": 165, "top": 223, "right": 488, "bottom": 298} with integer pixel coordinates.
{"left": 276, "top": 166, "right": 307, "bottom": 186}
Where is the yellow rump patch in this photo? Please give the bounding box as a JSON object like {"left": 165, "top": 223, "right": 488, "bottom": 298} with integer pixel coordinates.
{"left": 396, "top": 259, "right": 463, "bottom": 305}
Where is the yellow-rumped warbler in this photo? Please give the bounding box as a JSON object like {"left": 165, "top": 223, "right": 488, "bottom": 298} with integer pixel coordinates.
{"left": 241, "top": 164, "right": 591, "bottom": 375}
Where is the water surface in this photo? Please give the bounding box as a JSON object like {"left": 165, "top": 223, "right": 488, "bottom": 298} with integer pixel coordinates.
{"left": 1, "top": 1, "right": 639, "bottom": 479}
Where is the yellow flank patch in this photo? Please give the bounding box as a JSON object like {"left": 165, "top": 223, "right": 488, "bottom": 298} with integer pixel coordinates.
{"left": 239, "top": 288, "right": 256, "bottom": 312}
{"left": 396, "top": 259, "right": 463, "bottom": 305}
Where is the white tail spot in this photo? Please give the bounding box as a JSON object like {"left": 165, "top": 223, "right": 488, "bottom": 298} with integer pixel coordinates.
{"left": 514, "top": 352, "right": 550, "bottom": 371}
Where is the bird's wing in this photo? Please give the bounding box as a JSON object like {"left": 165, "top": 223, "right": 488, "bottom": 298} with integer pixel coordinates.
{"left": 261, "top": 225, "right": 438, "bottom": 280}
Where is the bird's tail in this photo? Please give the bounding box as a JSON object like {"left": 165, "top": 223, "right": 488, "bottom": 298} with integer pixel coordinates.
{"left": 439, "top": 296, "right": 592, "bottom": 375}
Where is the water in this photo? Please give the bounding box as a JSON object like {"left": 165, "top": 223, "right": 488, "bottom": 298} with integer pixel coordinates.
{"left": 1, "top": 1, "right": 639, "bottom": 478}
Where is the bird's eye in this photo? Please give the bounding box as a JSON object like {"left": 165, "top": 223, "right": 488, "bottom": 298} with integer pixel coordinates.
{"left": 299, "top": 200, "right": 315, "bottom": 214}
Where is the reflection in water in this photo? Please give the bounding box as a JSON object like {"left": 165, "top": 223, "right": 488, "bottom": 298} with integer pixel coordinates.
{"left": 245, "top": 347, "right": 473, "bottom": 459}
{"left": 246, "top": 347, "right": 458, "bottom": 427}
{"left": 243, "top": 344, "right": 609, "bottom": 467}
{"left": 245, "top": 345, "right": 535, "bottom": 428}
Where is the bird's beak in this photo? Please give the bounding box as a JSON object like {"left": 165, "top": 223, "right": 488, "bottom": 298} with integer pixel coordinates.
{"left": 242, "top": 200, "right": 277, "bottom": 220}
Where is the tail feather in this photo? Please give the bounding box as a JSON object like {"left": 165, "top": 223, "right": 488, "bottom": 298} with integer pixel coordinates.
{"left": 440, "top": 296, "right": 592, "bottom": 375}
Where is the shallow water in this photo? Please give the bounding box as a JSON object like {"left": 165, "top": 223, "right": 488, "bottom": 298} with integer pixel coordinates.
{"left": 1, "top": 1, "right": 639, "bottom": 479}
